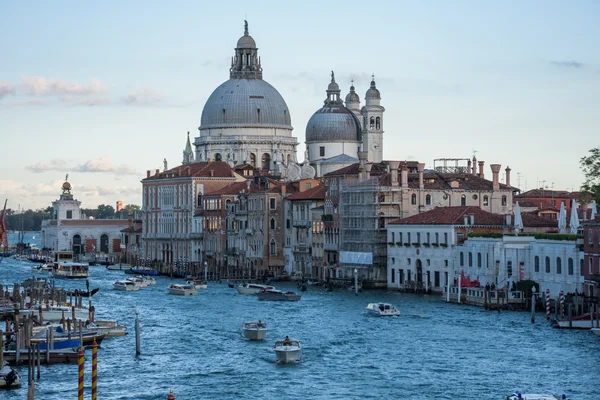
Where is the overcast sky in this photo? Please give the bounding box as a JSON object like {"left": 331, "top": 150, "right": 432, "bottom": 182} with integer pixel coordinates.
{"left": 1, "top": 0, "right": 599, "bottom": 211}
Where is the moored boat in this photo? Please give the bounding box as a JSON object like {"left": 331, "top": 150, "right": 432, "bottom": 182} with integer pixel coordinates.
{"left": 242, "top": 320, "right": 267, "bottom": 340}
{"left": 106, "top": 263, "right": 132, "bottom": 271}
{"left": 66, "top": 287, "right": 100, "bottom": 297}
{"left": 273, "top": 337, "right": 302, "bottom": 363}
{"left": 131, "top": 266, "right": 159, "bottom": 276}
{"left": 236, "top": 283, "right": 274, "bottom": 295}
{"left": 506, "top": 393, "right": 566, "bottom": 399}
{"left": 85, "top": 320, "right": 128, "bottom": 337}
{"left": 551, "top": 313, "right": 600, "bottom": 329}
{"left": 366, "top": 303, "right": 400, "bottom": 317}
{"left": 592, "top": 328, "right": 600, "bottom": 337}
{"left": 113, "top": 280, "right": 140, "bottom": 291}
{"left": 168, "top": 284, "right": 198, "bottom": 296}
{"left": 186, "top": 279, "right": 207, "bottom": 289}
{"left": 257, "top": 288, "right": 301, "bottom": 302}
{"left": 0, "top": 365, "right": 21, "bottom": 388}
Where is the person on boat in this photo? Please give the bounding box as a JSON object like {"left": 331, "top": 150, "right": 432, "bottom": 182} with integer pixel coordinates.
{"left": 283, "top": 336, "right": 291, "bottom": 345}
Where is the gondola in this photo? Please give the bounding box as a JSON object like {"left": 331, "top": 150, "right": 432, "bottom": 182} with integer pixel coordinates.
{"left": 66, "top": 287, "right": 99, "bottom": 297}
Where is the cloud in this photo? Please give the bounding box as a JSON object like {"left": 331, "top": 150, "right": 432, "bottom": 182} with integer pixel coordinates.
{"left": 26, "top": 157, "right": 138, "bottom": 176}
{"left": 20, "top": 76, "right": 107, "bottom": 96}
{"left": 120, "top": 88, "right": 165, "bottom": 105}
{"left": 0, "top": 82, "right": 16, "bottom": 100}
{"left": 60, "top": 96, "right": 111, "bottom": 106}
{"left": 77, "top": 185, "right": 140, "bottom": 197}
{"left": 550, "top": 60, "right": 584, "bottom": 69}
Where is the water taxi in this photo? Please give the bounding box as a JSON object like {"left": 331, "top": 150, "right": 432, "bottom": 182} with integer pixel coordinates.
{"left": 273, "top": 337, "right": 302, "bottom": 363}
{"left": 242, "top": 320, "right": 267, "bottom": 340}
{"left": 168, "top": 283, "right": 198, "bottom": 296}
{"left": 257, "top": 288, "right": 301, "bottom": 302}
{"left": 236, "top": 283, "right": 274, "bottom": 295}
{"left": 366, "top": 303, "right": 400, "bottom": 317}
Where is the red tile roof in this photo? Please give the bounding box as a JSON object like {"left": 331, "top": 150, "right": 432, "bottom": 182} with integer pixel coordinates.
{"left": 516, "top": 189, "right": 572, "bottom": 199}
{"left": 142, "top": 161, "right": 239, "bottom": 181}
{"left": 286, "top": 185, "right": 326, "bottom": 200}
{"left": 204, "top": 181, "right": 249, "bottom": 197}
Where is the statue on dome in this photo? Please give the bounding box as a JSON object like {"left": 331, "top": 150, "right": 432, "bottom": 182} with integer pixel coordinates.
{"left": 163, "top": 158, "right": 168, "bottom": 171}
{"left": 331, "top": 71, "right": 335, "bottom": 82}
{"left": 65, "top": 174, "right": 69, "bottom": 181}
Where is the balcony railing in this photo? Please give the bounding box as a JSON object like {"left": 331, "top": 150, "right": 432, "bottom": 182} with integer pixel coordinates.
{"left": 293, "top": 219, "right": 311, "bottom": 227}
{"left": 293, "top": 245, "right": 310, "bottom": 253}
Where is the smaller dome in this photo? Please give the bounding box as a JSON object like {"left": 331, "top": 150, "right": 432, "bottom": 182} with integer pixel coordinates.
{"left": 345, "top": 85, "right": 359, "bottom": 103}
{"left": 305, "top": 105, "right": 362, "bottom": 142}
{"left": 62, "top": 181, "right": 72, "bottom": 192}
{"left": 366, "top": 78, "right": 381, "bottom": 100}
{"left": 328, "top": 81, "right": 340, "bottom": 91}
{"left": 237, "top": 34, "right": 256, "bottom": 49}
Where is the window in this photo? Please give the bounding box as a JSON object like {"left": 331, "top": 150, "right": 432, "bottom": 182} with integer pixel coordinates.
{"left": 319, "top": 146, "right": 325, "bottom": 157}
{"left": 270, "top": 240, "right": 276, "bottom": 256}
{"left": 286, "top": 219, "right": 290, "bottom": 229}
{"left": 411, "top": 194, "right": 417, "bottom": 205}
{"left": 270, "top": 198, "right": 276, "bottom": 210}
{"left": 425, "top": 194, "right": 431, "bottom": 205}
{"left": 370, "top": 117, "right": 375, "bottom": 129}
{"left": 444, "top": 260, "right": 449, "bottom": 267}
{"left": 460, "top": 252, "right": 464, "bottom": 266}
{"left": 391, "top": 232, "right": 395, "bottom": 243}
{"left": 215, "top": 153, "right": 222, "bottom": 161}
{"left": 468, "top": 252, "right": 473, "bottom": 267}
{"left": 66, "top": 210, "right": 72, "bottom": 219}
{"left": 262, "top": 153, "right": 271, "bottom": 170}
{"left": 444, "top": 233, "right": 448, "bottom": 244}
{"left": 545, "top": 256, "right": 550, "bottom": 273}
{"left": 502, "top": 195, "right": 507, "bottom": 206}
{"left": 507, "top": 261, "right": 512, "bottom": 277}
{"left": 589, "top": 231, "right": 594, "bottom": 245}
{"left": 580, "top": 259, "right": 584, "bottom": 275}
{"left": 477, "top": 253, "right": 482, "bottom": 268}
{"left": 590, "top": 258, "right": 594, "bottom": 274}
{"left": 375, "top": 117, "right": 381, "bottom": 130}
{"left": 434, "top": 271, "right": 440, "bottom": 287}
{"left": 556, "top": 257, "right": 562, "bottom": 274}
{"left": 306, "top": 182, "right": 311, "bottom": 190}
{"left": 417, "top": 232, "right": 421, "bottom": 243}
{"left": 568, "top": 258, "right": 574, "bottom": 275}
{"left": 426, "top": 232, "right": 430, "bottom": 243}
{"left": 461, "top": 195, "right": 466, "bottom": 206}
{"left": 483, "top": 196, "right": 489, "bottom": 206}
{"left": 391, "top": 268, "right": 395, "bottom": 283}
{"left": 270, "top": 218, "right": 276, "bottom": 230}
{"left": 407, "top": 258, "right": 411, "bottom": 265}
{"left": 535, "top": 256, "right": 540, "bottom": 272}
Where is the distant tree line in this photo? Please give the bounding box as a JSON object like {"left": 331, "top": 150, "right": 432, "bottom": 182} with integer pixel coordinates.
{"left": 4, "top": 204, "right": 141, "bottom": 231}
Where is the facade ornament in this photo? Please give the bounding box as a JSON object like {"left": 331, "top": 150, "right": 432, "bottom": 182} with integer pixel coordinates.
{"left": 163, "top": 158, "right": 168, "bottom": 171}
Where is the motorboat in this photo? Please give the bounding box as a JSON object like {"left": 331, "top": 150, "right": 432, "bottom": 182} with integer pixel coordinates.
{"left": 125, "top": 276, "right": 149, "bottom": 288}
{"left": 236, "top": 283, "right": 274, "bottom": 295}
{"left": 106, "top": 263, "right": 132, "bottom": 271}
{"left": 131, "top": 266, "right": 159, "bottom": 276}
{"left": 139, "top": 275, "right": 156, "bottom": 285}
{"left": 366, "top": 303, "right": 400, "bottom": 317}
{"left": 30, "top": 326, "right": 106, "bottom": 350}
{"left": 257, "top": 289, "right": 301, "bottom": 302}
{"left": 32, "top": 263, "right": 53, "bottom": 273}
{"left": 592, "top": 328, "right": 600, "bottom": 337}
{"left": 506, "top": 393, "right": 566, "bottom": 399}
{"left": 273, "top": 338, "right": 302, "bottom": 363}
{"left": 113, "top": 280, "right": 140, "bottom": 291}
{"left": 551, "top": 313, "right": 600, "bottom": 329}
{"left": 242, "top": 321, "right": 267, "bottom": 341}
{"left": 0, "top": 365, "right": 21, "bottom": 388}
{"left": 186, "top": 279, "right": 208, "bottom": 289}
{"left": 34, "top": 305, "right": 90, "bottom": 322}
{"left": 85, "top": 320, "right": 128, "bottom": 337}
{"left": 168, "top": 284, "right": 198, "bottom": 296}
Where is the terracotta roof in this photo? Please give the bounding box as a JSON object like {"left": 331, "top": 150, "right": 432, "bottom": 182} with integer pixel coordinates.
{"left": 516, "top": 200, "right": 538, "bottom": 208}
{"left": 120, "top": 227, "right": 142, "bottom": 233}
{"left": 142, "top": 161, "right": 239, "bottom": 181}
{"left": 516, "top": 189, "right": 572, "bottom": 199}
{"left": 324, "top": 161, "right": 418, "bottom": 177}
{"left": 286, "top": 185, "right": 326, "bottom": 201}
{"left": 205, "top": 181, "right": 249, "bottom": 197}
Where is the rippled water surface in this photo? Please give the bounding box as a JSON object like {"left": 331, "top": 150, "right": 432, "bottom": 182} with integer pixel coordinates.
{"left": 1, "top": 254, "right": 599, "bottom": 400}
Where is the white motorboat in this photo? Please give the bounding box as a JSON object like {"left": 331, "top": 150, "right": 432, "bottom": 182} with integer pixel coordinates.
{"left": 242, "top": 321, "right": 267, "bottom": 340}
{"left": 257, "top": 289, "right": 301, "bottom": 302}
{"left": 139, "top": 275, "right": 156, "bottom": 285}
{"left": 592, "top": 328, "right": 600, "bottom": 337}
{"left": 125, "top": 276, "right": 149, "bottom": 288}
{"left": 85, "top": 320, "right": 128, "bottom": 337}
{"left": 34, "top": 305, "right": 90, "bottom": 322}
{"left": 506, "top": 393, "right": 566, "bottom": 400}
{"left": 168, "top": 284, "right": 198, "bottom": 296}
{"left": 113, "top": 280, "right": 140, "bottom": 291}
{"left": 236, "top": 283, "right": 274, "bottom": 295}
{"left": 186, "top": 279, "right": 208, "bottom": 289}
{"left": 366, "top": 303, "right": 400, "bottom": 317}
{"left": 0, "top": 365, "right": 22, "bottom": 388}
{"left": 273, "top": 337, "right": 302, "bottom": 363}
{"left": 32, "top": 263, "right": 52, "bottom": 273}
{"left": 106, "top": 263, "right": 132, "bottom": 271}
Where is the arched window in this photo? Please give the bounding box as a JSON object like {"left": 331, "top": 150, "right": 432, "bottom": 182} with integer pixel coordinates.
{"left": 249, "top": 153, "right": 256, "bottom": 167}
{"left": 461, "top": 194, "right": 467, "bottom": 206}
{"left": 568, "top": 258, "right": 574, "bottom": 275}
{"left": 545, "top": 256, "right": 550, "bottom": 273}
{"left": 197, "top": 192, "right": 202, "bottom": 207}
{"left": 100, "top": 234, "right": 109, "bottom": 253}
{"left": 270, "top": 239, "right": 276, "bottom": 256}
{"left": 215, "top": 153, "right": 222, "bottom": 162}
{"left": 261, "top": 153, "right": 271, "bottom": 170}
{"left": 369, "top": 117, "right": 375, "bottom": 129}
{"left": 460, "top": 252, "right": 464, "bottom": 266}
{"left": 535, "top": 256, "right": 540, "bottom": 272}
{"left": 411, "top": 194, "right": 417, "bottom": 205}
{"left": 502, "top": 195, "right": 507, "bottom": 206}
{"left": 556, "top": 257, "right": 562, "bottom": 274}
{"left": 72, "top": 234, "right": 82, "bottom": 255}
{"left": 483, "top": 196, "right": 489, "bottom": 206}
{"left": 375, "top": 117, "right": 381, "bottom": 130}
{"left": 425, "top": 194, "right": 431, "bottom": 205}
{"left": 477, "top": 252, "right": 482, "bottom": 268}
{"left": 270, "top": 218, "right": 276, "bottom": 230}
{"left": 468, "top": 252, "right": 473, "bottom": 267}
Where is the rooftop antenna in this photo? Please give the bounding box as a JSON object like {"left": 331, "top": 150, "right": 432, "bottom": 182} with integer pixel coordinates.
{"left": 473, "top": 149, "right": 478, "bottom": 157}
{"left": 517, "top": 172, "right": 522, "bottom": 189}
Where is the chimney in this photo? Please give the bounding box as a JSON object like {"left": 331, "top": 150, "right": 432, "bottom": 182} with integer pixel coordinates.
{"left": 210, "top": 170, "right": 214, "bottom": 177}
{"left": 178, "top": 167, "right": 182, "bottom": 177}
{"left": 281, "top": 184, "right": 287, "bottom": 197}
{"left": 490, "top": 164, "right": 501, "bottom": 190}
{"left": 478, "top": 161, "right": 485, "bottom": 178}
{"left": 116, "top": 200, "right": 123, "bottom": 212}
{"left": 467, "top": 159, "right": 472, "bottom": 174}
{"left": 472, "top": 156, "right": 477, "bottom": 175}
{"left": 155, "top": 169, "right": 160, "bottom": 176}
{"left": 146, "top": 170, "right": 151, "bottom": 178}
{"left": 389, "top": 161, "right": 400, "bottom": 187}
{"left": 505, "top": 166, "right": 511, "bottom": 186}
{"left": 246, "top": 180, "right": 251, "bottom": 190}
{"left": 418, "top": 163, "right": 425, "bottom": 189}
{"left": 187, "top": 168, "right": 191, "bottom": 176}
{"left": 365, "top": 163, "right": 373, "bottom": 179}
{"left": 401, "top": 167, "right": 408, "bottom": 188}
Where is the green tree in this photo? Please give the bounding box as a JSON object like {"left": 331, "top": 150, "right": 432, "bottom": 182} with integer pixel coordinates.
{"left": 97, "top": 204, "right": 116, "bottom": 219}
{"left": 124, "top": 204, "right": 141, "bottom": 214}
{"left": 580, "top": 148, "right": 600, "bottom": 202}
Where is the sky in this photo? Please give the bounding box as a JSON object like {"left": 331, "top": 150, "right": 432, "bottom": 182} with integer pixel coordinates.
{"left": 1, "top": 1, "right": 599, "bottom": 211}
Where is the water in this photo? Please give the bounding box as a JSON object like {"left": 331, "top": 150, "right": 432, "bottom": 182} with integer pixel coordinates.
{"left": 1, "top": 256, "right": 599, "bottom": 400}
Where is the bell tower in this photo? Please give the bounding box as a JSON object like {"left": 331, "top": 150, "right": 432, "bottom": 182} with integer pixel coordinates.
{"left": 361, "top": 75, "right": 385, "bottom": 163}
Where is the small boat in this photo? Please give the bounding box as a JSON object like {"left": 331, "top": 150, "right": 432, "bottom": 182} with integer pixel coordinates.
{"left": 236, "top": 283, "right": 274, "bottom": 295}
{"left": 168, "top": 284, "right": 198, "bottom": 296}
{"left": 257, "top": 289, "right": 301, "bottom": 302}
{"left": 139, "top": 275, "right": 156, "bottom": 285}
{"left": 113, "top": 280, "right": 140, "bottom": 291}
{"left": 592, "top": 328, "right": 600, "bottom": 337}
{"left": 85, "top": 320, "right": 128, "bottom": 337}
{"left": 186, "top": 279, "right": 207, "bottom": 289}
{"left": 273, "top": 337, "right": 302, "bottom": 363}
{"left": 125, "top": 276, "right": 149, "bottom": 288}
{"left": 106, "top": 263, "right": 132, "bottom": 271}
{"left": 66, "top": 287, "right": 100, "bottom": 297}
{"left": 551, "top": 313, "right": 600, "bottom": 329}
{"left": 131, "top": 267, "right": 159, "bottom": 276}
{"left": 0, "top": 365, "right": 21, "bottom": 388}
{"left": 506, "top": 393, "right": 566, "bottom": 399}
{"left": 34, "top": 305, "right": 90, "bottom": 322}
{"left": 242, "top": 321, "right": 267, "bottom": 341}
{"left": 31, "top": 326, "right": 106, "bottom": 350}
{"left": 32, "top": 263, "right": 53, "bottom": 273}
{"left": 366, "top": 303, "right": 400, "bottom": 317}
{"left": 227, "top": 280, "right": 236, "bottom": 288}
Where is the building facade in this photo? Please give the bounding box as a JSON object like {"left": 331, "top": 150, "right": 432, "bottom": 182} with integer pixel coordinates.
{"left": 583, "top": 220, "right": 600, "bottom": 297}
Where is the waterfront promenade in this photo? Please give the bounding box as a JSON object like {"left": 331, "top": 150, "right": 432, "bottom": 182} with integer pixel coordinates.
{"left": 1, "top": 256, "right": 599, "bottom": 399}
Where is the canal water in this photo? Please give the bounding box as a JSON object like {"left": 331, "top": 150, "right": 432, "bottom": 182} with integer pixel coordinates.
{"left": 1, "top": 255, "right": 599, "bottom": 399}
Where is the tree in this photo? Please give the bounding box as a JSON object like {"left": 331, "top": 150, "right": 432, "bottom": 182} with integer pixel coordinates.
{"left": 124, "top": 204, "right": 141, "bottom": 214}
{"left": 97, "top": 204, "right": 116, "bottom": 219}
{"left": 580, "top": 148, "right": 600, "bottom": 202}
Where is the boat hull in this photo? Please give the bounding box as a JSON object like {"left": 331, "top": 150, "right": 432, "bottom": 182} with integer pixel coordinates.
{"left": 242, "top": 328, "right": 267, "bottom": 341}
{"left": 592, "top": 328, "right": 600, "bottom": 337}
{"left": 257, "top": 292, "right": 301, "bottom": 302}
{"left": 131, "top": 268, "right": 159, "bottom": 276}
{"left": 168, "top": 288, "right": 198, "bottom": 296}
{"left": 274, "top": 348, "right": 302, "bottom": 363}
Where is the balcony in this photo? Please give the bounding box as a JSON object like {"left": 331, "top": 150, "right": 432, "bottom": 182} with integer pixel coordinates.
{"left": 293, "top": 219, "right": 311, "bottom": 227}
{"left": 293, "top": 245, "right": 310, "bottom": 253}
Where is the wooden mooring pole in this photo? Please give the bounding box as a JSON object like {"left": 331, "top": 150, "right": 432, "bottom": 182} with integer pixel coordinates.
{"left": 135, "top": 307, "right": 141, "bottom": 355}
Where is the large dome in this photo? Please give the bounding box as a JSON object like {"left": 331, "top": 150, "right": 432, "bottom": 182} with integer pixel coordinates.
{"left": 305, "top": 104, "right": 361, "bottom": 142}
{"left": 200, "top": 79, "right": 292, "bottom": 130}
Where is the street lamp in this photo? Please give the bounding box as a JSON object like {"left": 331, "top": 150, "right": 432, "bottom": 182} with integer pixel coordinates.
{"left": 204, "top": 261, "right": 208, "bottom": 281}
